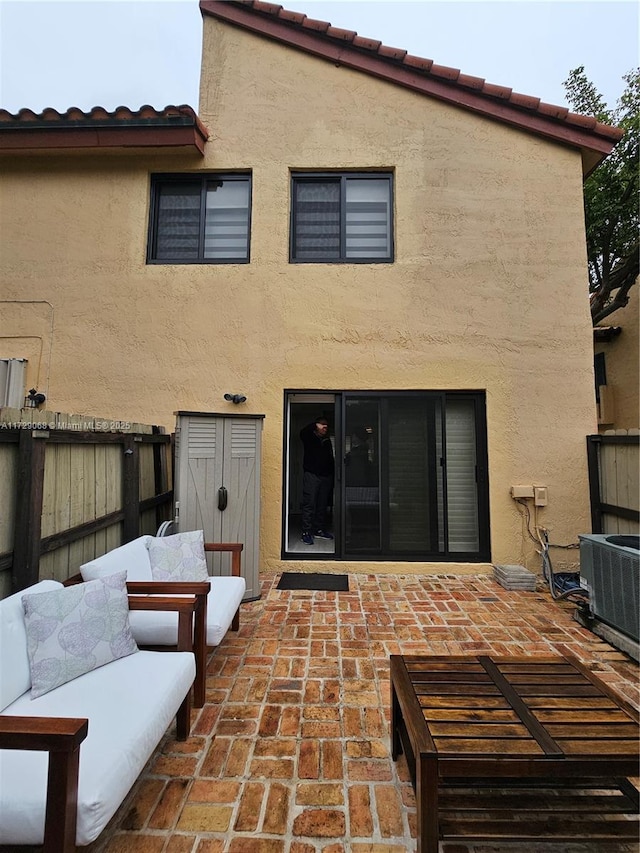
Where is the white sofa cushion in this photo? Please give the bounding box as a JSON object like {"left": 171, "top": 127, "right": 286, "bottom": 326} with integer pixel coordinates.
{"left": 129, "top": 575, "right": 246, "bottom": 647}
{"left": 80, "top": 535, "right": 153, "bottom": 582}
{"left": 0, "top": 648, "right": 195, "bottom": 846}
{"left": 22, "top": 571, "right": 138, "bottom": 698}
{"left": 146, "top": 530, "right": 209, "bottom": 582}
{"left": 0, "top": 580, "right": 63, "bottom": 712}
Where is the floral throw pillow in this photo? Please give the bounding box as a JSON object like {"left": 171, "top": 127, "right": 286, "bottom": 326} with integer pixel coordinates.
{"left": 22, "top": 570, "right": 138, "bottom": 699}
{"left": 146, "top": 530, "right": 209, "bottom": 582}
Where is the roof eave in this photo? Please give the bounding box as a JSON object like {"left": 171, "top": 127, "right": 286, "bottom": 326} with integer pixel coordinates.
{"left": 0, "top": 124, "right": 209, "bottom": 155}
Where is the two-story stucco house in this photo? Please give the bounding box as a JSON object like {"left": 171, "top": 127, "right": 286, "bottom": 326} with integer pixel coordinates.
{"left": 0, "top": 0, "right": 623, "bottom": 579}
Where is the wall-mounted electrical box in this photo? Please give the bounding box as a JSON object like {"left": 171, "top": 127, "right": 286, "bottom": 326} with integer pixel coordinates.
{"left": 534, "top": 486, "right": 548, "bottom": 506}
{"left": 511, "top": 485, "right": 534, "bottom": 499}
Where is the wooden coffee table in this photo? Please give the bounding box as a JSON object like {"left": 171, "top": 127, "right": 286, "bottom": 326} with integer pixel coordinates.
{"left": 390, "top": 654, "right": 640, "bottom": 852}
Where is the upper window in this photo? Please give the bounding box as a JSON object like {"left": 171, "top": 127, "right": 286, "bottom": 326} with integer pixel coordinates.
{"left": 148, "top": 174, "right": 251, "bottom": 263}
{"left": 290, "top": 173, "right": 393, "bottom": 263}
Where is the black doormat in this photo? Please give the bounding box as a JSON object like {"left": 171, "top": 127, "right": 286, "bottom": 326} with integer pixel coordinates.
{"left": 277, "top": 572, "right": 349, "bottom": 591}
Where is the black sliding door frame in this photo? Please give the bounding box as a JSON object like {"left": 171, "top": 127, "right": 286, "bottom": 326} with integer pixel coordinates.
{"left": 282, "top": 389, "right": 490, "bottom": 562}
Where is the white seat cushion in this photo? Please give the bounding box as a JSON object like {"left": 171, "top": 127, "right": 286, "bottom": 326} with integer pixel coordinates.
{"left": 80, "top": 536, "right": 153, "bottom": 582}
{"left": 129, "top": 575, "right": 246, "bottom": 647}
{"left": 0, "top": 648, "right": 195, "bottom": 846}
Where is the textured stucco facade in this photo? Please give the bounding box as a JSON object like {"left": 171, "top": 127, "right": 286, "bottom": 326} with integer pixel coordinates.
{"left": 595, "top": 283, "right": 640, "bottom": 431}
{"left": 1, "top": 14, "right": 600, "bottom": 577}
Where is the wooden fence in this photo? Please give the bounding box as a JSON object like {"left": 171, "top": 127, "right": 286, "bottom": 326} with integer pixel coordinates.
{"left": 0, "top": 408, "right": 173, "bottom": 598}
{"left": 587, "top": 429, "right": 640, "bottom": 534}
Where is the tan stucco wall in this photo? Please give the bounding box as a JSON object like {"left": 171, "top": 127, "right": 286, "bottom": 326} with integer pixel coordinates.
{"left": 595, "top": 282, "right": 640, "bottom": 430}
{"left": 0, "top": 19, "right": 597, "bottom": 577}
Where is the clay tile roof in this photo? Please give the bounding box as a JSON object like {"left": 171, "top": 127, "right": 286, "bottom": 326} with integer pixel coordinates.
{"left": 377, "top": 44, "right": 408, "bottom": 62}
{"left": 13, "top": 109, "right": 36, "bottom": 122}
{"left": 326, "top": 26, "right": 357, "bottom": 42}
{"left": 456, "top": 73, "right": 485, "bottom": 91}
{"left": 0, "top": 105, "right": 210, "bottom": 155}
{"left": 250, "top": 0, "right": 282, "bottom": 15}
{"left": 353, "top": 35, "right": 382, "bottom": 52}
{"left": 537, "top": 101, "right": 569, "bottom": 120}
{"left": 65, "top": 107, "right": 87, "bottom": 121}
{"left": 300, "top": 16, "right": 330, "bottom": 33}
{"left": 199, "top": 0, "right": 623, "bottom": 174}
{"left": 41, "top": 107, "right": 62, "bottom": 121}
{"left": 404, "top": 54, "right": 434, "bottom": 73}
{"left": 279, "top": 9, "right": 305, "bottom": 24}
{"left": 481, "top": 82, "right": 512, "bottom": 100}
{"left": 429, "top": 63, "right": 462, "bottom": 82}
{"left": 509, "top": 92, "right": 541, "bottom": 111}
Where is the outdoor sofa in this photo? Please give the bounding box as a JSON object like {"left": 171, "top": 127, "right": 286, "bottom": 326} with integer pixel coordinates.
{"left": 0, "top": 575, "right": 197, "bottom": 852}
{"left": 75, "top": 531, "right": 246, "bottom": 707}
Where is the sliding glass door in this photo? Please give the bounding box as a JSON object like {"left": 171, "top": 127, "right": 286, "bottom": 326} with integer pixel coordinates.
{"left": 283, "top": 390, "right": 489, "bottom": 562}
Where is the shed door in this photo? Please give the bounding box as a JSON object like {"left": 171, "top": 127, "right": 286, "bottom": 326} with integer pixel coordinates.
{"left": 178, "top": 415, "right": 261, "bottom": 599}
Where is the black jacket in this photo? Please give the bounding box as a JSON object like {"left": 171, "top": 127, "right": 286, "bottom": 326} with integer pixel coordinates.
{"left": 300, "top": 423, "right": 334, "bottom": 477}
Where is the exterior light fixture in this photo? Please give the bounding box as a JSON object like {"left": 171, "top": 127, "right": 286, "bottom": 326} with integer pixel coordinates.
{"left": 224, "top": 393, "right": 247, "bottom": 404}
{"left": 24, "top": 388, "right": 46, "bottom": 408}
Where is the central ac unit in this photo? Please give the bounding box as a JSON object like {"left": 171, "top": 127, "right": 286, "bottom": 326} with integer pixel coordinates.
{"left": 579, "top": 534, "right": 640, "bottom": 642}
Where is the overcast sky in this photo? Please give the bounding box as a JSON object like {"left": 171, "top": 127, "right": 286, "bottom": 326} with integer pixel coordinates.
{"left": 0, "top": 0, "right": 637, "bottom": 116}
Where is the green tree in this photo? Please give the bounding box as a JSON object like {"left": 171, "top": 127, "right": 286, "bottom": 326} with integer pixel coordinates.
{"left": 563, "top": 66, "right": 639, "bottom": 325}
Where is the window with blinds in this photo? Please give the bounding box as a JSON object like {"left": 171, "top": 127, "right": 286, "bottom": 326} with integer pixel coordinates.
{"left": 291, "top": 173, "right": 393, "bottom": 262}
{"left": 148, "top": 174, "right": 251, "bottom": 263}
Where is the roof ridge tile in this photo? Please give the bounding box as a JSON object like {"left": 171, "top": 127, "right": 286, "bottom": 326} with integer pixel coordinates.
{"left": 301, "top": 16, "right": 330, "bottom": 33}
{"left": 251, "top": 1, "right": 282, "bottom": 15}
{"left": 326, "top": 25, "right": 357, "bottom": 42}
{"left": 377, "top": 44, "right": 408, "bottom": 61}
{"left": 429, "top": 63, "right": 462, "bottom": 82}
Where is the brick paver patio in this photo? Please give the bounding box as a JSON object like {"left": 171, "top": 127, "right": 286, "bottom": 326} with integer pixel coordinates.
{"left": 94, "top": 571, "right": 639, "bottom": 853}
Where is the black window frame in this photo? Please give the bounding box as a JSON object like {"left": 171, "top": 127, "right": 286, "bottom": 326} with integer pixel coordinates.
{"left": 147, "top": 173, "right": 252, "bottom": 265}
{"left": 289, "top": 172, "right": 394, "bottom": 264}
{"left": 594, "top": 352, "right": 607, "bottom": 403}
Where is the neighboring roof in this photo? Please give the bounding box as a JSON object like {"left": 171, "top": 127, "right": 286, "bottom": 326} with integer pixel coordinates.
{"left": 0, "top": 105, "right": 209, "bottom": 155}
{"left": 594, "top": 326, "right": 623, "bottom": 343}
{"left": 200, "top": 0, "right": 623, "bottom": 175}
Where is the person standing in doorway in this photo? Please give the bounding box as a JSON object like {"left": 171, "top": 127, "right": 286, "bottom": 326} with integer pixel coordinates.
{"left": 300, "top": 416, "right": 334, "bottom": 545}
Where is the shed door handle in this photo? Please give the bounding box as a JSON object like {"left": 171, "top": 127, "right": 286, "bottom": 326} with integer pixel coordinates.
{"left": 218, "top": 486, "right": 228, "bottom": 512}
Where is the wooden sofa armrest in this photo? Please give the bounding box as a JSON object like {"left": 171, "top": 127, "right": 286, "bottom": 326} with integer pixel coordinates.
{"left": 204, "top": 542, "right": 243, "bottom": 577}
{"left": 0, "top": 716, "right": 88, "bottom": 853}
{"left": 127, "top": 594, "right": 199, "bottom": 654}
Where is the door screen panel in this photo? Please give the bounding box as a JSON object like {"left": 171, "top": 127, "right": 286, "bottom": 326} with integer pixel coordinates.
{"left": 446, "top": 399, "right": 480, "bottom": 552}
{"left": 344, "top": 398, "right": 380, "bottom": 551}
{"left": 388, "top": 398, "right": 433, "bottom": 551}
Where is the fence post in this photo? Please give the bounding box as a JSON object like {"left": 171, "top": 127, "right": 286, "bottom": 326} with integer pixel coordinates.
{"left": 586, "top": 435, "right": 603, "bottom": 534}
{"left": 153, "top": 426, "right": 168, "bottom": 530}
{"left": 122, "top": 436, "right": 140, "bottom": 543}
{"left": 12, "top": 430, "right": 47, "bottom": 592}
